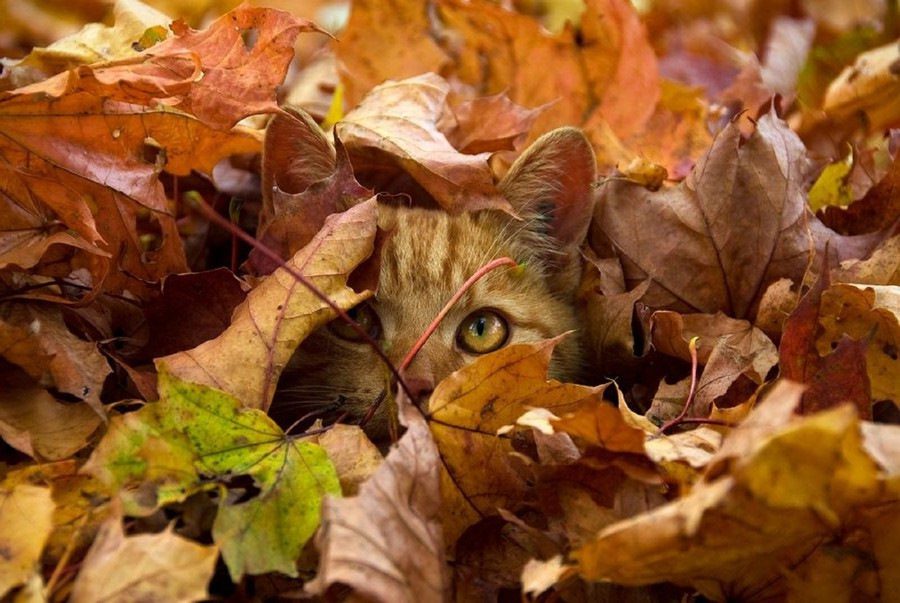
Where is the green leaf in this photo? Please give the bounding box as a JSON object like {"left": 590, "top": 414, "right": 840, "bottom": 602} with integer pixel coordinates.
{"left": 84, "top": 370, "right": 341, "bottom": 580}
{"left": 157, "top": 369, "right": 342, "bottom": 580}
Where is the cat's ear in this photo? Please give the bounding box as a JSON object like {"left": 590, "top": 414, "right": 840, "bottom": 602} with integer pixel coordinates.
{"left": 499, "top": 127, "right": 596, "bottom": 249}
{"left": 262, "top": 107, "right": 336, "bottom": 199}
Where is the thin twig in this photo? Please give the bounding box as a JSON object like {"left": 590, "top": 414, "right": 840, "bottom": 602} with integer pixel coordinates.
{"left": 657, "top": 337, "right": 701, "bottom": 435}
{"left": 186, "top": 193, "right": 412, "bottom": 399}
{"left": 398, "top": 257, "right": 518, "bottom": 372}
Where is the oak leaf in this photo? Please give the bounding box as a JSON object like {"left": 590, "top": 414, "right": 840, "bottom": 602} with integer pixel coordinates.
{"left": 70, "top": 518, "right": 218, "bottom": 603}
{"left": 159, "top": 199, "right": 376, "bottom": 411}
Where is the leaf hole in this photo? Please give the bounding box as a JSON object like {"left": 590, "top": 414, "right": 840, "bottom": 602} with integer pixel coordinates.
{"left": 240, "top": 27, "right": 259, "bottom": 50}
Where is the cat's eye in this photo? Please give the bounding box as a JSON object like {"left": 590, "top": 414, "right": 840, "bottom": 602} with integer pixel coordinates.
{"left": 330, "top": 303, "right": 381, "bottom": 342}
{"left": 456, "top": 310, "right": 509, "bottom": 354}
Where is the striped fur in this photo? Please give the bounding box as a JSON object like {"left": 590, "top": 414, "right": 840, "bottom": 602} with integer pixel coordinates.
{"left": 271, "top": 127, "right": 596, "bottom": 439}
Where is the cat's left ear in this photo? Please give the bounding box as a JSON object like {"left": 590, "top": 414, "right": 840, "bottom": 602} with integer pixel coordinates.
{"left": 499, "top": 127, "right": 597, "bottom": 250}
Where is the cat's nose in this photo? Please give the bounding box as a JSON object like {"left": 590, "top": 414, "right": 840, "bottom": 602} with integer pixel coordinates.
{"left": 403, "top": 376, "right": 434, "bottom": 403}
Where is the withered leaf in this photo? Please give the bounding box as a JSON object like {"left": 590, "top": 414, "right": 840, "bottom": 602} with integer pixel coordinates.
{"left": 307, "top": 397, "right": 448, "bottom": 602}
{"left": 0, "top": 482, "right": 55, "bottom": 598}
{"left": 337, "top": 74, "right": 509, "bottom": 213}
{"left": 779, "top": 274, "right": 872, "bottom": 417}
{"left": 70, "top": 519, "right": 218, "bottom": 603}
{"left": 0, "top": 303, "right": 111, "bottom": 415}
{"left": 575, "top": 381, "right": 894, "bottom": 600}
{"left": 159, "top": 199, "right": 376, "bottom": 411}
{"left": 590, "top": 110, "right": 882, "bottom": 319}
{"left": 425, "top": 338, "right": 607, "bottom": 542}
{"left": 650, "top": 311, "right": 778, "bottom": 416}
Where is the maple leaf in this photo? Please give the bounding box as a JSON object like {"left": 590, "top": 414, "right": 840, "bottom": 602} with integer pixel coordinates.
{"left": 0, "top": 5, "right": 314, "bottom": 298}
{"left": 423, "top": 338, "right": 611, "bottom": 542}
{"left": 159, "top": 199, "right": 376, "bottom": 411}
{"left": 0, "top": 303, "right": 111, "bottom": 416}
{"left": 779, "top": 273, "right": 872, "bottom": 417}
{"left": 590, "top": 110, "right": 883, "bottom": 319}
{"left": 84, "top": 369, "right": 341, "bottom": 580}
{"left": 0, "top": 0, "right": 170, "bottom": 90}
{"left": 337, "top": 73, "right": 510, "bottom": 213}
{"left": 574, "top": 380, "right": 899, "bottom": 600}
{"left": 649, "top": 311, "right": 779, "bottom": 417}
{"left": 70, "top": 518, "right": 218, "bottom": 603}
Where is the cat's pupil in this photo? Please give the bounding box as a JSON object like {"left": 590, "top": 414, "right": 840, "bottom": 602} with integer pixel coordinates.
{"left": 473, "top": 317, "right": 486, "bottom": 337}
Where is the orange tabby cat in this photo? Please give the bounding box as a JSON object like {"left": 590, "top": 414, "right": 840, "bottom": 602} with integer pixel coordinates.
{"left": 265, "top": 112, "right": 597, "bottom": 438}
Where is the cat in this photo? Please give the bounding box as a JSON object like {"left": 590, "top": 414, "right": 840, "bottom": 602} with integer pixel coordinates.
{"left": 264, "top": 110, "right": 597, "bottom": 439}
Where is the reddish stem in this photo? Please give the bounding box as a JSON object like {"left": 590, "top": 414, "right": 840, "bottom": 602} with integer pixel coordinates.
{"left": 657, "top": 336, "right": 701, "bottom": 435}
{"left": 187, "top": 193, "right": 412, "bottom": 399}
{"left": 398, "top": 257, "right": 518, "bottom": 372}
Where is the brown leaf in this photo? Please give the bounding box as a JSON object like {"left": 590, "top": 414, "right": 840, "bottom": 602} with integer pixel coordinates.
{"left": 575, "top": 381, "right": 893, "bottom": 600}
{"left": 70, "top": 518, "right": 218, "bottom": 603}
{"left": 0, "top": 303, "right": 111, "bottom": 415}
{"left": 779, "top": 274, "right": 873, "bottom": 417}
{"left": 140, "top": 268, "right": 248, "bottom": 360}
{"left": 816, "top": 284, "right": 900, "bottom": 409}
{"left": 425, "top": 338, "right": 608, "bottom": 542}
{"left": 307, "top": 397, "right": 449, "bottom": 601}
{"left": 314, "top": 424, "right": 384, "bottom": 496}
{"left": 0, "top": 5, "right": 312, "bottom": 297}
{"left": 590, "top": 110, "right": 882, "bottom": 319}
{"left": 158, "top": 199, "right": 377, "bottom": 410}
{"left": 337, "top": 73, "right": 510, "bottom": 213}
{"left": 446, "top": 92, "right": 542, "bottom": 155}
{"left": 0, "top": 371, "right": 101, "bottom": 460}
{"left": 650, "top": 311, "right": 778, "bottom": 416}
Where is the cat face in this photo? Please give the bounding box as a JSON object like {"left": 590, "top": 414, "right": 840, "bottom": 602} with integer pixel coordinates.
{"left": 264, "top": 116, "right": 596, "bottom": 438}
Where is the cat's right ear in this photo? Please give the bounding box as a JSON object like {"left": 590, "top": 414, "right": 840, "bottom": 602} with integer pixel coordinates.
{"left": 262, "top": 107, "right": 336, "bottom": 200}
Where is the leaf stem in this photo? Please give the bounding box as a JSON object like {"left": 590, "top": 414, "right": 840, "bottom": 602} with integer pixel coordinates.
{"left": 186, "top": 193, "right": 412, "bottom": 399}
{"left": 657, "top": 336, "right": 701, "bottom": 435}
{"left": 398, "top": 257, "right": 518, "bottom": 373}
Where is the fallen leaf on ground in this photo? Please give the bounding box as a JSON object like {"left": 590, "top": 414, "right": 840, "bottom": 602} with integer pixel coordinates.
{"left": 84, "top": 369, "right": 341, "bottom": 580}
{"left": 0, "top": 482, "right": 55, "bottom": 598}
{"left": 425, "top": 338, "right": 608, "bottom": 542}
{"left": 779, "top": 274, "right": 872, "bottom": 417}
{"left": 0, "top": 303, "right": 111, "bottom": 415}
{"left": 337, "top": 74, "right": 509, "bottom": 213}
{"left": 307, "top": 395, "right": 448, "bottom": 601}
{"left": 70, "top": 518, "right": 218, "bottom": 603}
{"left": 574, "top": 380, "right": 896, "bottom": 600}
{"left": 590, "top": 110, "right": 882, "bottom": 319}
{"left": 159, "top": 199, "right": 376, "bottom": 411}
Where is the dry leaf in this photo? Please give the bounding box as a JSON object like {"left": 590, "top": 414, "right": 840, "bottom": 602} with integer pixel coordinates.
{"left": 70, "top": 519, "right": 218, "bottom": 603}
{"left": 337, "top": 74, "right": 510, "bottom": 213}
{"left": 159, "top": 199, "right": 376, "bottom": 410}
{"left": 425, "top": 338, "right": 608, "bottom": 542}
{"left": 0, "top": 483, "right": 55, "bottom": 598}
{"left": 590, "top": 110, "right": 882, "bottom": 319}
{"left": 307, "top": 396, "right": 449, "bottom": 602}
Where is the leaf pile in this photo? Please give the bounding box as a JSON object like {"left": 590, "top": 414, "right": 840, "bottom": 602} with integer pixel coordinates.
{"left": 2, "top": 1, "right": 900, "bottom": 601}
